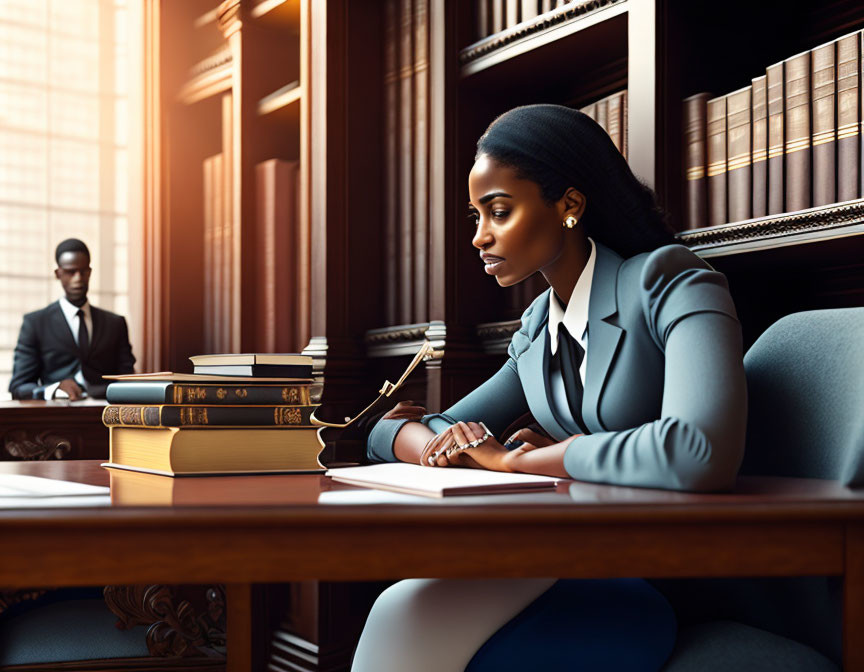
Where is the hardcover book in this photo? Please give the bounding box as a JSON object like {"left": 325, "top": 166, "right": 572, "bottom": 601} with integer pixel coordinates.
{"left": 683, "top": 92, "right": 710, "bottom": 230}
{"left": 751, "top": 75, "right": 768, "bottom": 217}
{"left": 784, "top": 50, "right": 812, "bottom": 212}
{"left": 102, "top": 404, "right": 318, "bottom": 428}
{"left": 104, "top": 427, "right": 325, "bottom": 477}
{"left": 726, "top": 85, "right": 752, "bottom": 223}
{"left": 189, "top": 353, "right": 312, "bottom": 366}
{"left": 836, "top": 32, "right": 860, "bottom": 201}
{"left": 106, "top": 381, "right": 311, "bottom": 406}
{"left": 811, "top": 42, "right": 837, "bottom": 206}
{"left": 706, "top": 94, "right": 728, "bottom": 227}
{"left": 193, "top": 364, "right": 313, "bottom": 378}
{"left": 766, "top": 61, "right": 785, "bottom": 214}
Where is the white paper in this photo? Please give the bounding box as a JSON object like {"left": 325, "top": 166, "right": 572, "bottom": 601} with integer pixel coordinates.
{"left": 0, "top": 475, "right": 110, "bottom": 498}
{"left": 326, "top": 463, "right": 559, "bottom": 497}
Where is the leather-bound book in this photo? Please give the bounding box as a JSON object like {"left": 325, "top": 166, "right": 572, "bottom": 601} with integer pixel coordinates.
{"left": 475, "top": 0, "right": 490, "bottom": 40}
{"left": 767, "top": 62, "right": 785, "bottom": 214}
{"left": 707, "top": 94, "right": 728, "bottom": 227}
{"left": 102, "top": 404, "right": 318, "bottom": 428}
{"left": 595, "top": 97, "right": 608, "bottom": 135}
{"left": 506, "top": 0, "right": 519, "bottom": 27}
{"left": 607, "top": 91, "right": 625, "bottom": 156}
{"left": 751, "top": 75, "right": 768, "bottom": 217}
{"left": 784, "top": 50, "right": 812, "bottom": 212}
{"left": 491, "top": 0, "right": 504, "bottom": 33}
{"left": 521, "top": 0, "right": 538, "bottom": 22}
{"left": 622, "top": 89, "right": 628, "bottom": 160}
{"left": 812, "top": 42, "right": 837, "bottom": 206}
{"left": 683, "top": 92, "right": 711, "bottom": 230}
{"left": 726, "top": 86, "right": 752, "bottom": 223}
{"left": 837, "top": 32, "right": 860, "bottom": 201}
{"left": 106, "top": 381, "right": 312, "bottom": 406}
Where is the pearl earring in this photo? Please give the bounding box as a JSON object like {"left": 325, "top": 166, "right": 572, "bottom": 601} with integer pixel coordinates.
{"left": 563, "top": 215, "right": 578, "bottom": 229}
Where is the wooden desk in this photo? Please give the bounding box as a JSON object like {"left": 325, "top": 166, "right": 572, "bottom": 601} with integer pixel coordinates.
{"left": 2, "top": 461, "right": 863, "bottom": 671}
{"left": 0, "top": 400, "right": 108, "bottom": 460}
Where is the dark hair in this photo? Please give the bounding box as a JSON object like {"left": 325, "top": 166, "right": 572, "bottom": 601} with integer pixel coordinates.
{"left": 55, "top": 238, "right": 90, "bottom": 264}
{"left": 476, "top": 104, "right": 677, "bottom": 258}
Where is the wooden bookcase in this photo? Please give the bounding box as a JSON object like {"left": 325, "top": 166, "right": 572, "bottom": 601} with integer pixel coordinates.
{"left": 140, "top": 0, "right": 308, "bottom": 374}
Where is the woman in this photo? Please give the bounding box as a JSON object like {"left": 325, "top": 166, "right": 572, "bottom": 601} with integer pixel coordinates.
{"left": 352, "top": 105, "right": 747, "bottom": 671}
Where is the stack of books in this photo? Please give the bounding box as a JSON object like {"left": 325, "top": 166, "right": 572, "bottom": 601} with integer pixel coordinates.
{"left": 101, "top": 354, "right": 324, "bottom": 477}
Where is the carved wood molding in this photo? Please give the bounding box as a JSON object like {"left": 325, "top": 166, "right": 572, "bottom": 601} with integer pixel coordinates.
{"left": 0, "top": 588, "right": 49, "bottom": 616}
{"left": 364, "top": 321, "right": 448, "bottom": 358}
{"left": 677, "top": 198, "right": 864, "bottom": 254}
{"left": 475, "top": 318, "right": 520, "bottom": 355}
{"left": 2, "top": 430, "right": 72, "bottom": 460}
{"left": 458, "top": 0, "right": 626, "bottom": 65}
{"left": 103, "top": 585, "right": 226, "bottom": 658}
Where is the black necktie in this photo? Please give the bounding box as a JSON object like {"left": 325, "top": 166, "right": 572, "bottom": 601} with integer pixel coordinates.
{"left": 556, "top": 324, "right": 586, "bottom": 431}
{"left": 76, "top": 308, "right": 89, "bottom": 358}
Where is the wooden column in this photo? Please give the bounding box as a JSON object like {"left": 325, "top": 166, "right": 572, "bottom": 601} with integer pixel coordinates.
{"left": 303, "top": 0, "right": 386, "bottom": 412}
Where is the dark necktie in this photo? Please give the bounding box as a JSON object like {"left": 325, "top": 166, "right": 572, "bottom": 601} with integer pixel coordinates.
{"left": 556, "top": 324, "right": 586, "bottom": 431}
{"left": 77, "top": 308, "right": 89, "bottom": 358}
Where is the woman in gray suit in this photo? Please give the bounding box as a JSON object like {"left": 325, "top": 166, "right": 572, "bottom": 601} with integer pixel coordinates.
{"left": 353, "top": 105, "right": 747, "bottom": 671}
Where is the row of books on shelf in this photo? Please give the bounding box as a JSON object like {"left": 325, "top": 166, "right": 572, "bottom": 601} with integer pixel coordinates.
{"left": 102, "top": 353, "right": 324, "bottom": 477}
{"left": 474, "top": 0, "right": 572, "bottom": 41}
{"left": 684, "top": 29, "right": 864, "bottom": 231}
{"left": 579, "top": 89, "right": 627, "bottom": 160}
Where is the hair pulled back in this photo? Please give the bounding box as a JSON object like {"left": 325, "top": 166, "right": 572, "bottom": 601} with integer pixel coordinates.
{"left": 476, "top": 104, "right": 677, "bottom": 258}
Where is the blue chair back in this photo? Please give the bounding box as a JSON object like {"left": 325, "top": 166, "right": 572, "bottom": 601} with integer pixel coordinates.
{"left": 742, "top": 308, "right": 864, "bottom": 486}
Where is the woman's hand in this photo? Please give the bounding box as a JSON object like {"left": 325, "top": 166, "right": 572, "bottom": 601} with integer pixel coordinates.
{"left": 382, "top": 400, "right": 428, "bottom": 421}
{"left": 503, "top": 426, "right": 556, "bottom": 451}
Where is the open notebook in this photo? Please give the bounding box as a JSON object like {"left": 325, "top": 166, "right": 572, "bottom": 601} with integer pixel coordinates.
{"left": 326, "top": 463, "right": 560, "bottom": 498}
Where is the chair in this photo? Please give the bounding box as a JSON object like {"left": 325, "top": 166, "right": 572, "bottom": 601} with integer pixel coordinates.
{"left": 664, "top": 307, "right": 864, "bottom": 671}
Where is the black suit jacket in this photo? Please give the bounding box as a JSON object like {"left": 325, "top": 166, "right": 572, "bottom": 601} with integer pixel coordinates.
{"left": 9, "top": 301, "right": 136, "bottom": 400}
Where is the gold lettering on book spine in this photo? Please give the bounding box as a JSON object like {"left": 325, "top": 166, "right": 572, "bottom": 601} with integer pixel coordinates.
{"left": 103, "top": 406, "right": 120, "bottom": 425}
{"left": 180, "top": 407, "right": 209, "bottom": 425}
{"left": 234, "top": 389, "right": 247, "bottom": 398}
{"left": 282, "top": 388, "right": 300, "bottom": 403}
{"left": 216, "top": 388, "right": 227, "bottom": 400}
{"left": 274, "top": 407, "right": 303, "bottom": 425}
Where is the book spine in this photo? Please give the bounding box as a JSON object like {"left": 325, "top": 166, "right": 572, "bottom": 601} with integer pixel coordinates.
{"left": 476, "top": 0, "right": 490, "bottom": 41}
{"left": 785, "top": 50, "right": 811, "bottom": 212}
{"left": 767, "top": 61, "right": 785, "bottom": 214}
{"left": 622, "top": 89, "right": 628, "bottom": 160}
{"left": 505, "top": 0, "right": 519, "bottom": 28}
{"left": 727, "top": 86, "right": 752, "bottom": 223}
{"left": 837, "top": 32, "right": 860, "bottom": 201}
{"left": 683, "top": 92, "right": 710, "bottom": 230}
{"left": 520, "top": 0, "right": 537, "bottom": 22}
{"left": 106, "top": 383, "right": 312, "bottom": 405}
{"left": 751, "top": 75, "right": 768, "bottom": 217}
{"left": 706, "top": 94, "right": 728, "bottom": 227}
{"left": 103, "top": 405, "right": 318, "bottom": 428}
{"left": 193, "top": 364, "right": 313, "bottom": 378}
{"left": 812, "top": 42, "right": 837, "bottom": 207}
{"left": 596, "top": 96, "right": 609, "bottom": 136}
{"left": 491, "top": 0, "right": 504, "bottom": 33}
{"left": 607, "top": 91, "right": 624, "bottom": 155}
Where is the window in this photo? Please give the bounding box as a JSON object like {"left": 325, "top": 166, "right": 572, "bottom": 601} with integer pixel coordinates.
{"left": 0, "top": 0, "right": 130, "bottom": 397}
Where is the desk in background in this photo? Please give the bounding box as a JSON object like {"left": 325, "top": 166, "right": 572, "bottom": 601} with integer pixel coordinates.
{"left": 0, "top": 400, "right": 108, "bottom": 461}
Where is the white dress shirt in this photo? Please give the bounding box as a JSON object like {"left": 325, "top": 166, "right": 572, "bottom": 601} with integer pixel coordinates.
{"left": 547, "top": 237, "right": 596, "bottom": 424}
{"left": 45, "top": 297, "right": 93, "bottom": 399}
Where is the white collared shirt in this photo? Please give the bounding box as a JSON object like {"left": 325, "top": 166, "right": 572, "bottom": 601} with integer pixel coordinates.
{"left": 546, "top": 237, "right": 595, "bottom": 427}
{"left": 45, "top": 297, "right": 93, "bottom": 399}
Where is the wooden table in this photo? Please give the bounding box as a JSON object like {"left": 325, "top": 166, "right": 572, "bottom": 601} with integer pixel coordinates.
{"left": 2, "top": 460, "right": 863, "bottom": 671}
{"left": 0, "top": 400, "right": 108, "bottom": 460}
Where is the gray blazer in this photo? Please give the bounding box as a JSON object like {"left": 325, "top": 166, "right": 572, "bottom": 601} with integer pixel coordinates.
{"left": 368, "top": 242, "right": 747, "bottom": 492}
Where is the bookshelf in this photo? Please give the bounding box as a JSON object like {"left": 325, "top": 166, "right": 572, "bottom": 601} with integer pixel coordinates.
{"left": 140, "top": 0, "right": 309, "bottom": 375}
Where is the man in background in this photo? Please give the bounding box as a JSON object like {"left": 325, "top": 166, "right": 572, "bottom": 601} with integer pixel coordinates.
{"left": 9, "top": 238, "right": 136, "bottom": 400}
